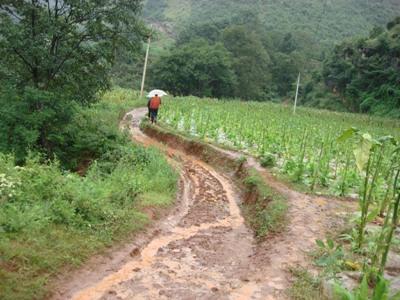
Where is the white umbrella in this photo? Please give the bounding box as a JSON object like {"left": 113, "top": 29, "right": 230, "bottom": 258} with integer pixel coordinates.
{"left": 147, "top": 89, "right": 168, "bottom": 98}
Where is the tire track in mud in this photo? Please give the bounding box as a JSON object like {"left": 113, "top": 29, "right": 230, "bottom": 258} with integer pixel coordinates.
{"left": 55, "top": 108, "right": 352, "bottom": 300}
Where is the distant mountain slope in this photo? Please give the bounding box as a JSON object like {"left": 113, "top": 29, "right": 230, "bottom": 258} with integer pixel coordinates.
{"left": 311, "top": 17, "right": 400, "bottom": 117}
{"left": 143, "top": 0, "right": 399, "bottom": 45}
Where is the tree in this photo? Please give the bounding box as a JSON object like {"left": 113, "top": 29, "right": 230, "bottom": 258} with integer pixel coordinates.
{"left": 222, "top": 25, "right": 271, "bottom": 100}
{"left": 176, "top": 23, "right": 223, "bottom": 46}
{"left": 271, "top": 52, "right": 300, "bottom": 97}
{"left": 0, "top": 0, "right": 145, "bottom": 158}
{"left": 151, "top": 39, "right": 236, "bottom": 98}
{"left": 320, "top": 17, "right": 400, "bottom": 117}
{"left": 279, "top": 33, "right": 297, "bottom": 54}
{"left": 0, "top": 0, "right": 144, "bottom": 102}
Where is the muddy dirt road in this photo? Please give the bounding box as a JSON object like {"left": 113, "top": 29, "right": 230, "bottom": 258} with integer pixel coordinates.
{"left": 53, "top": 108, "right": 350, "bottom": 300}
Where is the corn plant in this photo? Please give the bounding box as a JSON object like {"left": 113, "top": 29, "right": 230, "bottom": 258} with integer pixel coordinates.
{"left": 336, "top": 129, "right": 397, "bottom": 250}
{"left": 378, "top": 158, "right": 400, "bottom": 275}
{"left": 334, "top": 275, "right": 400, "bottom": 300}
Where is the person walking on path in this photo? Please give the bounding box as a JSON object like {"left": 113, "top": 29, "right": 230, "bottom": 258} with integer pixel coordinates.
{"left": 149, "top": 94, "right": 161, "bottom": 124}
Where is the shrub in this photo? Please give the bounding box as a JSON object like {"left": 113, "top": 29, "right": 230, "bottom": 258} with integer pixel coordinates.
{"left": 260, "top": 153, "right": 276, "bottom": 167}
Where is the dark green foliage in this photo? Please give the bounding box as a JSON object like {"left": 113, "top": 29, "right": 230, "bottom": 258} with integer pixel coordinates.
{"left": 143, "top": 0, "right": 167, "bottom": 21}
{"left": 0, "top": 0, "right": 145, "bottom": 159}
{"left": 110, "top": 46, "right": 145, "bottom": 89}
{"left": 142, "top": 0, "right": 399, "bottom": 116}
{"left": 143, "top": 0, "right": 399, "bottom": 49}
{"left": 150, "top": 22, "right": 316, "bottom": 100}
{"left": 388, "top": 16, "right": 400, "bottom": 30}
{"left": 144, "top": 0, "right": 330, "bottom": 101}
{"left": 150, "top": 39, "right": 236, "bottom": 98}
{"left": 0, "top": 86, "right": 130, "bottom": 170}
{"left": 271, "top": 52, "right": 300, "bottom": 97}
{"left": 0, "top": 0, "right": 144, "bottom": 102}
{"left": 177, "top": 23, "right": 224, "bottom": 46}
{"left": 51, "top": 102, "right": 127, "bottom": 171}
{"left": 319, "top": 18, "right": 400, "bottom": 117}
{"left": 52, "top": 89, "right": 145, "bottom": 171}
{"left": 222, "top": 25, "right": 271, "bottom": 100}
{"left": 0, "top": 85, "right": 74, "bottom": 163}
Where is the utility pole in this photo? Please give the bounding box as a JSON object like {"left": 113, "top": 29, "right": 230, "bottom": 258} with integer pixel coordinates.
{"left": 293, "top": 73, "right": 301, "bottom": 114}
{"left": 140, "top": 33, "right": 151, "bottom": 98}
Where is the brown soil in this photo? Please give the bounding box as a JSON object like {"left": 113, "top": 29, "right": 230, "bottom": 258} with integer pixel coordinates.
{"left": 52, "top": 108, "right": 354, "bottom": 300}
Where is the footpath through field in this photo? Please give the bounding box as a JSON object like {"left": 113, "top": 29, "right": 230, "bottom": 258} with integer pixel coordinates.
{"left": 54, "top": 108, "right": 352, "bottom": 300}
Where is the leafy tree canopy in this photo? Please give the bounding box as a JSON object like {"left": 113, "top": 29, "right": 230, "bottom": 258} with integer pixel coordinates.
{"left": 307, "top": 17, "right": 400, "bottom": 117}
{"left": 222, "top": 25, "right": 271, "bottom": 100}
{"left": 0, "top": 0, "right": 145, "bottom": 102}
{"left": 143, "top": 0, "right": 399, "bottom": 48}
{"left": 0, "top": 0, "right": 145, "bottom": 161}
{"left": 150, "top": 39, "right": 236, "bottom": 98}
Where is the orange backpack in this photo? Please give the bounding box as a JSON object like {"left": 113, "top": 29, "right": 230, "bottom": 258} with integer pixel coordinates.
{"left": 149, "top": 96, "right": 161, "bottom": 109}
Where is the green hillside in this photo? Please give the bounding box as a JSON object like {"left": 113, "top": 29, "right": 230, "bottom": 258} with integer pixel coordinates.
{"left": 307, "top": 17, "right": 400, "bottom": 117}
{"left": 140, "top": 0, "right": 400, "bottom": 117}
{"left": 143, "top": 0, "right": 399, "bottom": 46}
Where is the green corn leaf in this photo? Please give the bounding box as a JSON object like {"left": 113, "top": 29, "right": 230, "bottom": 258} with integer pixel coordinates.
{"left": 316, "top": 239, "right": 325, "bottom": 248}
{"left": 353, "top": 133, "right": 373, "bottom": 172}
{"left": 327, "top": 239, "right": 335, "bottom": 250}
{"left": 356, "top": 276, "right": 369, "bottom": 300}
{"left": 338, "top": 127, "right": 359, "bottom": 143}
{"left": 366, "top": 208, "right": 379, "bottom": 223}
{"left": 373, "top": 276, "right": 388, "bottom": 300}
{"left": 334, "top": 282, "right": 355, "bottom": 300}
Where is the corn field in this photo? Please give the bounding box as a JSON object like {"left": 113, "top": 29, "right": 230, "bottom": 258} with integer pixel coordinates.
{"left": 161, "top": 97, "right": 400, "bottom": 275}
{"left": 161, "top": 97, "right": 399, "bottom": 196}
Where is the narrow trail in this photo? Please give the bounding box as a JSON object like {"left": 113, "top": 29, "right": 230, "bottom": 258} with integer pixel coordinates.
{"left": 53, "top": 108, "right": 352, "bottom": 300}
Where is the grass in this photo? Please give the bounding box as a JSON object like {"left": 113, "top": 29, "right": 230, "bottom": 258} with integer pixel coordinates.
{"left": 0, "top": 218, "right": 146, "bottom": 299}
{"left": 242, "top": 168, "right": 288, "bottom": 239}
{"left": 288, "top": 267, "right": 324, "bottom": 300}
{"left": 0, "top": 88, "right": 178, "bottom": 300}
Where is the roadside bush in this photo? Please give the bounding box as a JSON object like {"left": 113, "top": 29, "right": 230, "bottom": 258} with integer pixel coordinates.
{"left": 0, "top": 86, "right": 74, "bottom": 164}
{"left": 0, "top": 86, "right": 145, "bottom": 171}
{"left": 0, "top": 144, "right": 177, "bottom": 299}
{"left": 0, "top": 145, "right": 177, "bottom": 234}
